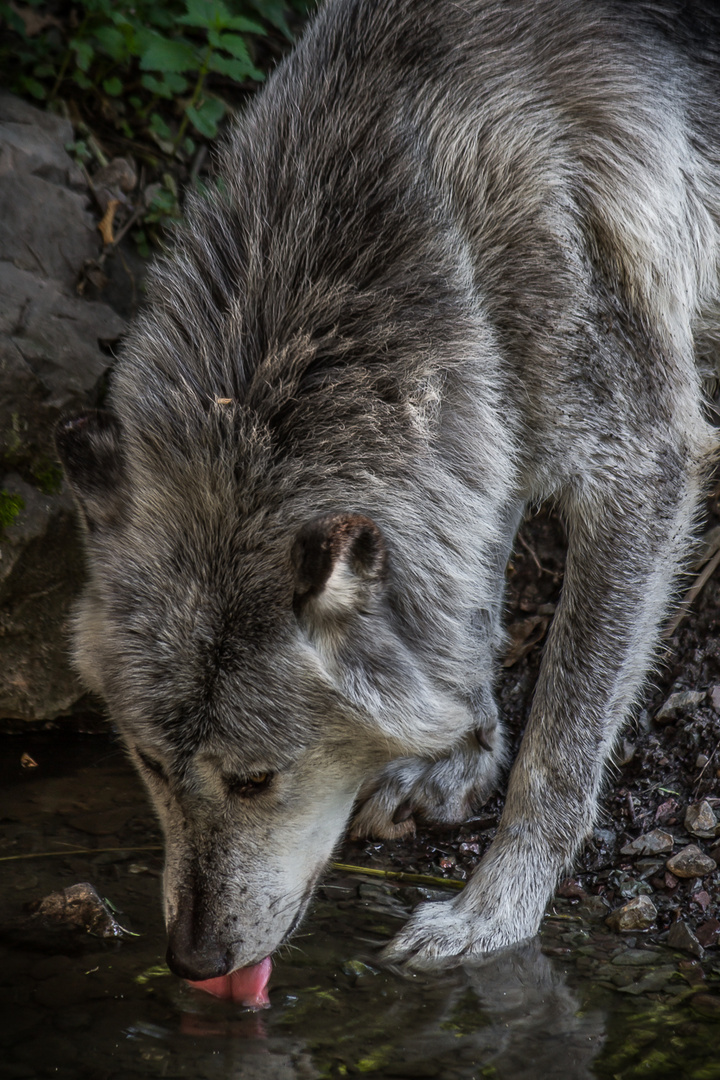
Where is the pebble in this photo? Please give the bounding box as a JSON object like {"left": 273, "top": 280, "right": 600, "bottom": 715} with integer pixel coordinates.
{"left": 655, "top": 689, "right": 706, "bottom": 722}
{"left": 696, "top": 918, "right": 720, "bottom": 948}
{"left": 605, "top": 896, "right": 657, "bottom": 932}
{"left": 668, "top": 920, "right": 705, "bottom": 958}
{"left": 696, "top": 753, "right": 710, "bottom": 769}
{"left": 691, "top": 993, "right": 720, "bottom": 1020}
{"left": 610, "top": 946, "right": 662, "bottom": 966}
{"left": 620, "top": 830, "right": 674, "bottom": 857}
{"left": 684, "top": 800, "right": 718, "bottom": 838}
{"left": 666, "top": 844, "right": 717, "bottom": 878}
{"left": 29, "top": 882, "right": 128, "bottom": 938}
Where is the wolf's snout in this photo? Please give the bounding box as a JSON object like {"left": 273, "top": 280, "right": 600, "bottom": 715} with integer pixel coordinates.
{"left": 165, "top": 913, "right": 234, "bottom": 982}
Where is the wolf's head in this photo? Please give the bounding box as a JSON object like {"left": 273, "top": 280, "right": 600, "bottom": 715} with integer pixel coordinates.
{"left": 56, "top": 410, "right": 476, "bottom": 979}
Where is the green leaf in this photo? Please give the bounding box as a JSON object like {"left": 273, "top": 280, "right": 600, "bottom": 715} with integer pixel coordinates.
{"left": 149, "top": 112, "right": 173, "bottom": 139}
{"left": 246, "top": 0, "right": 292, "bottom": 40}
{"left": 185, "top": 96, "right": 225, "bottom": 138}
{"left": 139, "top": 34, "right": 197, "bottom": 73}
{"left": 178, "top": 0, "right": 236, "bottom": 31}
{"left": 141, "top": 71, "right": 189, "bottom": 98}
{"left": 19, "top": 75, "right": 46, "bottom": 99}
{"left": 224, "top": 15, "right": 266, "bottom": 34}
{"left": 71, "top": 38, "right": 95, "bottom": 73}
{"left": 102, "top": 76, "right": 123, "bottom": 96}
{"left": 73, "top": 70, "right": 92, "bottom": 89}
{"left": 0, "top": 3, "right": 27, "bottom": 36}
{"left": 133, "top": 228, "right": 151, "bottom": 258}
{"left": 208, "top": 51, "right": 262, "bottom": 82}
{"left": 93, "top": 26, "right": 127, "bottom": 62}
{"left": 210, "top": 31, "right": 250, "bottom": 60}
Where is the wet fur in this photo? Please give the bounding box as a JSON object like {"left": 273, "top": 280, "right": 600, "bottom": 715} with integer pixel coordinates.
{"left": 58, "top": 0, "right": 720, "bottom": 972}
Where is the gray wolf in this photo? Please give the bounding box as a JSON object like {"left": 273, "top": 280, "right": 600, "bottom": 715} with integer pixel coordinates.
{"left": 56, "top": 0, "right": 720, "bottom": 975}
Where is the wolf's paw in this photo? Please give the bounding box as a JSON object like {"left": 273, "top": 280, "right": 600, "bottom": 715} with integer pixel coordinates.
{"left": 350, "top": 727, "right": 506, "bottom": 841}
{"left": 380, "top": 897, "right": 526, "bottom": 970}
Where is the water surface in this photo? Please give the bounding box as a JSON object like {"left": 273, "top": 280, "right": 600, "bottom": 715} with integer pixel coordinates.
{"left": 1, "top": 736, "right": 719, "bottom": 1079}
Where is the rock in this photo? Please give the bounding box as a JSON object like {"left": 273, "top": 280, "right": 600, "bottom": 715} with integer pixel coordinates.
{"left": 620, "top": 830, "right": 674, "bottom": 857}
{"left": 616, "top": 967, "right": 677, "bottom": 995}
{"left": 666, "top": 844, "right": 717, "bottom": 879}
{"left": 611, "top": 947, "right": 663, "bottom": 966}
{"left": 695, "top": 918, "right": 720, "bottom": 948}
{"left": 608, "top": 869, "right": 653, "bottom": 898}
{"left": 28, "top": 882, "right": 127, "bottom": 938}
{"left": 684, "top": 801, "right": 718, "bottom": 838}
{"left": 655, "top": 689, "right": 706, "bottom": 722}
{"left": 0, "top": 92, "right": 127, "bottom": 725}
{"left": 710, "top": 685, "right": 720, "bottom": 713}
{"left": 667, "top": 920, "right": 704, "bottom": 958}
{"left": 691, "top": 994, "right": 720, "bottom": 1020}
{"left": 696, "top": 753, "right": 710, "bottom": 769}
{"left": 0, "top": 474, "right": 88, "bottom": 721}
{"left": 606, "top": 896, "right": 657, "bottom": 932}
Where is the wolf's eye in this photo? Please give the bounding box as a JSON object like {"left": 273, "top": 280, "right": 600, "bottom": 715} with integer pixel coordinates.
{"left": 228, "top": 772, "right": 273, "bottom": 798}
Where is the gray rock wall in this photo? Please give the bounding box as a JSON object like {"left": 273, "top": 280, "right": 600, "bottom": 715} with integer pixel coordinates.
{"left": 0, "top": 93, "right": 126, "bottom": 725}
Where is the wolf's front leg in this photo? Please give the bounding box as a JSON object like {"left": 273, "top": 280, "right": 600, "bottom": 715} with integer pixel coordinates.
{"left": 384, "top": 458, "right": 709, "bottom": 967}
{"left": 350, "top": 715, "right": 507, "bottom": 841}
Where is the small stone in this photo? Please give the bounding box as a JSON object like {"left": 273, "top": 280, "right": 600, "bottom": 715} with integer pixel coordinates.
{"left": 28, "top": 882, "right": 126, "bottom": 938}
{"left": 666, "top": 844, "right": 717, "bottom": 878}
{"left": 691, "top": 994, "right": 720, "bottom": 1020}
{"left": 635, "top": 858, "right": 665, "bottom": 879}
{"left": 693, "top": 889, "right": 712, "bottom": 911}
{"left": 668, "top": 920, "right": 705, "bottom": 958}
{"left": 696, "top": 753, "right": 710, "bottom": 770}
{"left": 710, "top": 685, "right": 720, "bottom": 713}
{"left": 696, "top": 918, "right": 720, "bottom": 948}
{"left": 655, "top": 690, "right": 706, "bottom": 722}
{"left": 606, "top": 896, "right": 657, "bottom": 932}
{"left": 611, "top": 947, "right": 662, "bottom": 966}
{"left": 684, "top": 801, "right": 718, "bottom": 838}
{"left": 621, "top": 830, "right": 674, "bottom": 857}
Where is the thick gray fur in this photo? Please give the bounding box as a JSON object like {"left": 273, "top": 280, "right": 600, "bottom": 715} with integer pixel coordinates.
{"left": 57, "top": 0, "right": 720, "bottom": 973}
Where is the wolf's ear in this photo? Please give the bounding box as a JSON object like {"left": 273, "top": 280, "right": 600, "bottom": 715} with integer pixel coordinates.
{"left": 292, "top": 513, "right": 387, "bottom": 622}
{"left": 55, "top": 411, "right": 126, "bottom": 530}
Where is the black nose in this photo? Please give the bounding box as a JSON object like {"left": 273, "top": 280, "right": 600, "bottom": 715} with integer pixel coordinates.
{"left": 165, "top": 893, "right": 235, "bottom": 982}
{"left": 165, "top": 937, "right": 232, "bottom": 982}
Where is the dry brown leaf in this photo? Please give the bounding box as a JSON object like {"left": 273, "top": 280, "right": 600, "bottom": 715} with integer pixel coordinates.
{"left": 97, "top": 199, "right": 120, "bottom": 246}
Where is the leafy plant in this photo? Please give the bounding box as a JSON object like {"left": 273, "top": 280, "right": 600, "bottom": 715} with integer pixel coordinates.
{"left": 0, "top": 0, "right": 312, "bottom": 152}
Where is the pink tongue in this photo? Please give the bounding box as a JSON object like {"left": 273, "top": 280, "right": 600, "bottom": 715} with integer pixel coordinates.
{"left": 187, "top": 957, "right": 272, "bottom": 1009}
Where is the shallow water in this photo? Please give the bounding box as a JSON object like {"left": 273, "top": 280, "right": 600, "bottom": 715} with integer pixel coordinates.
{"left": 1, "top": 736, "right": 719, "bottom": 1080}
